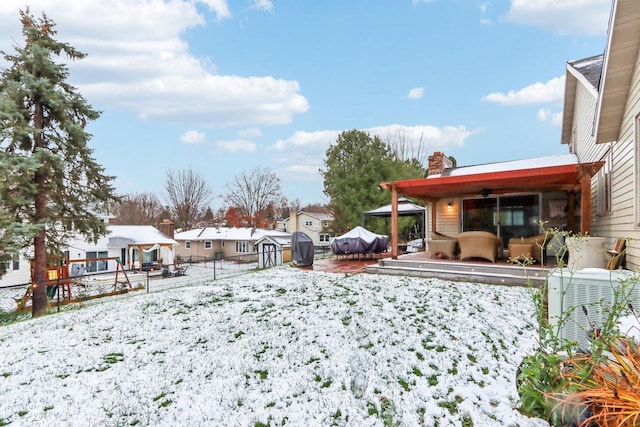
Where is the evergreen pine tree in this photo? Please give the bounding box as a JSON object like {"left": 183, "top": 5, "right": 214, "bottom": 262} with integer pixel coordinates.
{"left": 0, "top": 9, "right": 118, "bottom": 317}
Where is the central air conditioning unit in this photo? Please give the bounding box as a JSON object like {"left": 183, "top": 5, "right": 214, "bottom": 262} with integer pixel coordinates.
{"left": 547, "top": 268, "right": 640, "bottom": 349}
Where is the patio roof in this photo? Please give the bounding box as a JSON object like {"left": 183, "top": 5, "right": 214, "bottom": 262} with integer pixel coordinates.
{"left": 380, "top": 155, "right": 604, "bottom": 201}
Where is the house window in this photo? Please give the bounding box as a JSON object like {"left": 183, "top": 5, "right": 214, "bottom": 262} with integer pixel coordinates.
{"left": 597, "top": 149, "right": 612, "bottom": 216}
{"left": 3, "top": 255, "right": 17, "bottom": 271}
{"left": 236, "top": 241, "right": 249, "bottom": 253}
{"left": 204, "top": 241, "right": 212, "bottom": 250}
{"left": 86, "top": 251, "right": 108, "bottom": 273}
{"left": 305, "top": 220, "right": 313, "bottom": 227}
{"left": 185, "top": 241, "right": 191, "bottom": 249}
{"left": 319, "top": 234, "right": 330, "bottom": 242}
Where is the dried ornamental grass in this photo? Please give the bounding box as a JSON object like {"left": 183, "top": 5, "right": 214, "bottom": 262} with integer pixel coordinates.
{"left": 550, "top": 337, "right": 640, "bottom": 427}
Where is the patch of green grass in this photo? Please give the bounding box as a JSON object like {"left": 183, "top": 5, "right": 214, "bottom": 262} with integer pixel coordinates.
{"left": 481, "top": 367, "right": 489, "bottom": 375}
{"left": 428, "top": 374, "right": 438, "bottom": 386}
{"left": 158, "top": 399, "right": 173, "bottom": 408}
{"left": 342, "top": 316, "right": 351, "bottom": 326}
{"left": 255, "top": 370, "right": 268, "bottom": 381}
{"left": 0, "top": 372, "right": 10, "bottom": 378}
{"left": 266, "top": 401, "right": 276, "bottom": 408}
{"left": 276, "top": 288, "right": 286, "bottom": 295}
{"left": 398, "top": 377, "right": 410, "bottom": 391}
{"left": 361, "top": 341, "right": 374, "bottom": 350}
{"left": 415, "top": 352, "right": 424, "bottom": 361}
{"left": 103, "top": 352, "right": 124, "bottom": 364}
{"left": 466, "top": 354, "right": 477, "bottom": 363}
{"left": 437, "top": 395, "right": 464, "bottom": 415}
{"left": 412, "top": 366, "right": 423, "bottom": 377}
{"left": 367, "top": 401, "right": 379, "bottom": 416}
{"left": 306, "top": 356, "right": 320, "bottom": 365}
{"left": 321, "top": 379, "right": 332, "bottom": 388}
{"left": 234, "top": 331, "right": 245, "bottom": 339}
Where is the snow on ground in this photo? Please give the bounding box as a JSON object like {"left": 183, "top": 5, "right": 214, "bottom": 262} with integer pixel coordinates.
{"left": 0, "top": 266, "right": 548, "bottom": 426}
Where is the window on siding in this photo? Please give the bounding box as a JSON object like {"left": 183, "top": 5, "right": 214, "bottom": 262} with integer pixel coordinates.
{"left": 305, "top": 220, "right": 313, "bottom": 226}
{"left": 236, "top": 241, "right": 249, "bottom": 253}
{"left": 319, "top": 234, "right": 330, "bottom": 242}
{"left": 2, "top": 255, "right": 17, "bottom": 271}
{"left": 86, "top": 251, "right": 108, "bottom": 272}
{"left": 204, "top": 241, "right": 212, "bottom": 249}
{"left": 597, "top": 149, "right": 612, "bottom": 216}
{"left": 185, "top": 241, "right": 191, "bottom": 249}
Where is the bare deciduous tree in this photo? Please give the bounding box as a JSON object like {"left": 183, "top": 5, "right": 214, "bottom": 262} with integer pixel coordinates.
{"left": 382, "top": 128, "right": 430, "bottom": 166}
{"left": 112, "top": 192, "right": 166, "bottom": 225}
{"left": 224, "top": 166, "right": 283, "bottom": 227}
{"left": 164, "top": 168, "right": 213, "bottom": 230}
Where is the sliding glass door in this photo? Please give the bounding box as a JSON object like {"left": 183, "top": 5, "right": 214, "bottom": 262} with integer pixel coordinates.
{"left": 463, "top": 194, "right": 540, "bottom": 247}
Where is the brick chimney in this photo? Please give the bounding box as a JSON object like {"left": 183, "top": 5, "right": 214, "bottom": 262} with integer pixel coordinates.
{"left": 428, "top": 151, "right": 452, "bottom": 175}
{"left": 157, "top": 219, "right": 175, "bottom": 239}
{"left": 289, "top": 211, "right": 298, "bottom": 233}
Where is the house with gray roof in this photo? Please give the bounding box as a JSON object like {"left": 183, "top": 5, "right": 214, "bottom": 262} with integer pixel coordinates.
{"left": 173, "top": 227, "right": 291, "bottom": 262}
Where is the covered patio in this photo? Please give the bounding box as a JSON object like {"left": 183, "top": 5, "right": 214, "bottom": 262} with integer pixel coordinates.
{"left": 371, "top": 153, "right": 604, "bottom": 284}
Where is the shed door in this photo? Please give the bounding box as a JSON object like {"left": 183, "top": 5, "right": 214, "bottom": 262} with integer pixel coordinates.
{"left": 262, "top": 243, "right": 277, "bottom": 268}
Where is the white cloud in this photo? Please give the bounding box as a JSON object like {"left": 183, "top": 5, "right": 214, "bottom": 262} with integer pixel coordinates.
{"left": 252, "top": 0, "right": 273, "bottom": 12}
{"left": 406, "top": 87, "right": 425, "bottom": 99}
{"left": 537, "top": 108, "right": 563, "bottom": 126}
{"left": 214, "top": 139, "right": 257, "bottom": 153}
{"left": 479, "top": 2, "right": 492, "bottom": 25}
{"left": 238, "top": 128, "right": 262, "bottom": 138}
{"left": 180, "top": 130, "right": 206, "bottom": 145}
{"left": 367, "top": 124, "right": 476, "bottom": 151}
{"left": 482, "top": 76, "right": 565, "bottom": 105}
{"left": 267, "top": 124, "right": 478, "bottom": 183}
{"left": 198, "top": 0, "right": 232, "bottom": 20}
{"left": 504, "top": 0, "right": 611, "bottom": 36}
{"left": 0, "top": 0, "right": 308, "bottom": 127}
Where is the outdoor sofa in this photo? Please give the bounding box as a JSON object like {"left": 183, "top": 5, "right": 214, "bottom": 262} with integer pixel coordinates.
{"left": 457, "top": 231, "right": 501, "bottom": 263}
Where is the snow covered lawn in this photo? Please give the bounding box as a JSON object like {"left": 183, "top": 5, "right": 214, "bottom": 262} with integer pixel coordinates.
{"left": 0, "top": 266, "right": 547, "bottom": 426}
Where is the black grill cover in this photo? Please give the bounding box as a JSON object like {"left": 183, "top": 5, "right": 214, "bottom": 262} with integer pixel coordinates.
{"left": 292, "top": 231, "right": 314, "bottom": 266}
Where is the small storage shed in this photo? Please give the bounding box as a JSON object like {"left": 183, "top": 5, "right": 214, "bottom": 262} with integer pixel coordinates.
{"left": 256, "top": 235, "right": 291, "bottom": 268}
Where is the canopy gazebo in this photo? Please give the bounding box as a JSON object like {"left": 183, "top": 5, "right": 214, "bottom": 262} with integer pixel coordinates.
{"left": 361, "top": 197, "right": 425, "bottom": 242}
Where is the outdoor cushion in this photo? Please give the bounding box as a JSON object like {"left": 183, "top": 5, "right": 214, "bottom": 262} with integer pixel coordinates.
{"left": 457, "top": 231, "right": 501, "bottom": 263}
{"left": 430, "top": 231, "right": 456, "bottom": 240}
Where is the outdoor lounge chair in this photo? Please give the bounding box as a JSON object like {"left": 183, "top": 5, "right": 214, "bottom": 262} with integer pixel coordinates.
{"left": 508, "top": 232, "right": 554, "bottom": 263}
{"left": 457, "top": 231, "right": 501, "bottom": 263}
{"left": 427, "top": 231, "right": 458, "bottom": 259}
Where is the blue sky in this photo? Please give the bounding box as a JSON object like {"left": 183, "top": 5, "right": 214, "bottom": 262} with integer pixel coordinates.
{"left": 0, "top": 0, "right": 611, "bottom": 209}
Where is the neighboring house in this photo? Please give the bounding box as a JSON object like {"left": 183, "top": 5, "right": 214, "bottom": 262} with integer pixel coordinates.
{"left": 173, "top": 227, "right": 291, "bottom": 261}
{"left": 560, "top": 0, "right": 640, "bottom": 270}
{"left": 0, "top": 253, "right": 31, "bottom": 287}
{"left": 0, "top": 220, "right": 178, "bottom": 287}
{"left": 280, "top": 211, "right": 333, "bottom": 247}
{"left": 66, "top": 222, "right": 178, "bottom": 271}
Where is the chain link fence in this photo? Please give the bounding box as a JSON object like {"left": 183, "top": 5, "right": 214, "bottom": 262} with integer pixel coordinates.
{"left": 0, "top": 249, "right": 293, "bottom": 319}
